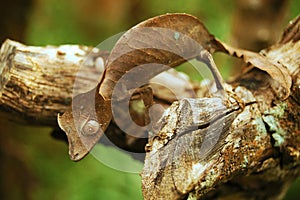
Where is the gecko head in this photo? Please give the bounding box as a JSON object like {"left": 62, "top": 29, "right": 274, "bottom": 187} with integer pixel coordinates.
{"left": 57, "top": 86, "right": 112, "bottom": 161}
{"left": 58, "top": 111, "right": 89, "bottom": 161}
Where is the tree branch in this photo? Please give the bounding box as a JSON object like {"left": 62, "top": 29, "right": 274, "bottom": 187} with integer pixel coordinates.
{"left": 141, "top": 16, "right": 300, "bottom": 200}
{"left": 0, "top": 39, "right": 196, "bottom": 126}
{"left": 0, "top": 39, "right": 109, "bottom": 125}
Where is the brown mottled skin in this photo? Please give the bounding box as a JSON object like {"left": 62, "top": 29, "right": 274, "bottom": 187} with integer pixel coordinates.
{"left": 58, "top": 85, "right": 112, "bottom": 161}
{"left": 98, "top": 13, "right": 225, "bottom": 100}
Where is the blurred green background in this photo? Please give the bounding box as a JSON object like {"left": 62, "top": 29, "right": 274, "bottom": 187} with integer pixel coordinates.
{"left": 0, "top": 0, "right": 299, "bottom": 199}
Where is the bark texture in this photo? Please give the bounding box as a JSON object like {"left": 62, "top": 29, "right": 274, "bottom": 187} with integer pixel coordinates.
{"left": 141, "top": 16, "right": 300, "bottom": 200}
{"left": 0, "top": 39, "right": 194, "bottom": 126}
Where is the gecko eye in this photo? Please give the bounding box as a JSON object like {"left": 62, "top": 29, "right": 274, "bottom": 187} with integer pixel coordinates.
{"left": 81, "top": 119, "right": 100, "bottom": 136}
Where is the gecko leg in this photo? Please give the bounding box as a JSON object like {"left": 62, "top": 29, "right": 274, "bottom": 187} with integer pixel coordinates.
{"left": 196, "top": 50, "right": 225, "bottom": 91}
